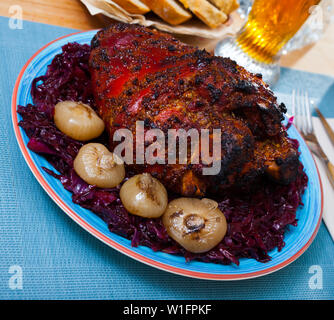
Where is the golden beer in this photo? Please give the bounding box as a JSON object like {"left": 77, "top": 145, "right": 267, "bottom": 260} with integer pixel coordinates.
{"left": 236, "top": 0, "right": 321, "bottom": 63}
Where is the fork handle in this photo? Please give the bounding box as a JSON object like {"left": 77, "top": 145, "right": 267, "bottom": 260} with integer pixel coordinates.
{"left": 325, "top": 160, "right": 334, "bottom": 190}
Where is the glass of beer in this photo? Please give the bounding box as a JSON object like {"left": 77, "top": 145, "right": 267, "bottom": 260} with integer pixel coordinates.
{"left": 215, "top": 0, "right": 321, "bottom": 86}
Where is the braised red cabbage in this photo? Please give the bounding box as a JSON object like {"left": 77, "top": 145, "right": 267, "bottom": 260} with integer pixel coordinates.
{"left": 18, "top": 42, "right": 308, "bottom": 265}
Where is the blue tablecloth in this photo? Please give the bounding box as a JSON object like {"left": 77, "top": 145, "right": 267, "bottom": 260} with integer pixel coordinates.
{"left": 0, "top": 16, "right": 333, "bottom": 300}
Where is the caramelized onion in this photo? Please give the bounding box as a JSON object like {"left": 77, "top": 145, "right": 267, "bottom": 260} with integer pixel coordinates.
{"left": 120, "top": 173, "right": 168, "bottom": 218}
{"left": 54, "top": 101, "right": 104, "bottom": 141}
{"left": 74, "top": 143, "right": 125, "bottom": 188}
{"left": 162, "top": 198, "right": 227, "bottom": 253}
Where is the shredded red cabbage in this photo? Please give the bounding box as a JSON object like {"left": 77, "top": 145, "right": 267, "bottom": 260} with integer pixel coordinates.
{"left": 17, "top": 42, "right": 308, "bottom": 265}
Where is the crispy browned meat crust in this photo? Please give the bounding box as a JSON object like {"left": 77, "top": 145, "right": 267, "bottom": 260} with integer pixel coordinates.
{"left": 89, "top": 23, "right": 298, "bottom": 196}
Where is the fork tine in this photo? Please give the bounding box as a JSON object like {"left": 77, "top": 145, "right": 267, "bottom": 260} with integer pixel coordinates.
{"left": 292, "top": 89, "right": 300, "bottom": 131}
{"left": 292, "top": 88, "right": 309, "bottom": 135}
{"left": 292, "top": 89, "right": 296, "bottom": 119}
{"left": 295, "top": 88, "right": 303, "bottom": 134}
{"left": 299, "top": 89, "right": 304, "bottom": 134}
{"left": 302, "top": 89, "right": 308, "bottom": 135}
{"left": 304, "top": 90, "right": 313, "bottom": 134}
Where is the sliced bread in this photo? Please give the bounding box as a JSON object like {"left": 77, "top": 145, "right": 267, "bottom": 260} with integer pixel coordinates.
{"left": 178, "top": 0, "right": 228, "bottom": 28}
{"left": 209, "top": 0, "right": 239, "bottom": 14}
{"left": 142, "top": 0, "right": 192, "bottom": 25}
{"left": 112, "top": 0, "right": 150, "bottom": 14}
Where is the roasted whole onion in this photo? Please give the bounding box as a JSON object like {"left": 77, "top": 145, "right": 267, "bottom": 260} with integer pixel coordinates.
{"left": 162, "top": 198, "right": 227, "bottom": 253}
{"left": 54, "top": 101, "right": 105, "bottom": 141}
{"left": 120, "top": 173, "right": 168, "bottom": 218}
{"left": 74, "top": 143, "right": 125, "bottom": 188}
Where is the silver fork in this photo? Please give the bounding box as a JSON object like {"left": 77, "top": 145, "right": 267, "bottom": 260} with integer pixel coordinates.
{"left": 292, "top": 89, "right": 334, "bottom": 189}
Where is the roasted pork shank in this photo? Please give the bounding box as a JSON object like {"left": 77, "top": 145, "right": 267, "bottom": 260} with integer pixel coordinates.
{"left": 89, "top": 23, "right": 299, "bottom": 196}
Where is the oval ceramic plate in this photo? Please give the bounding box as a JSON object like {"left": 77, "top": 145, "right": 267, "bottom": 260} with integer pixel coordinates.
{"left": 12, "top": 31, "right": 323, "bottom": 280}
